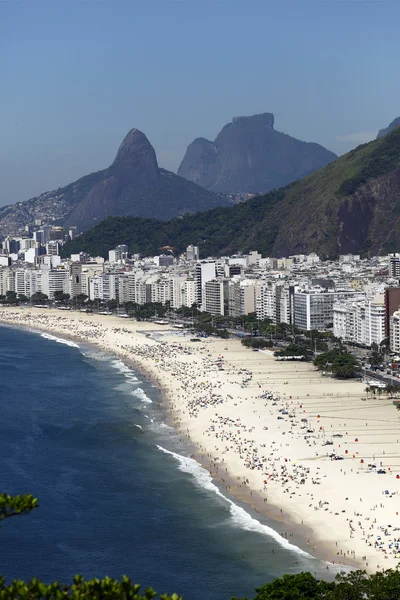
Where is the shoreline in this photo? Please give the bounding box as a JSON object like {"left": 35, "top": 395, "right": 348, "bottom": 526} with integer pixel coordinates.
{"left": 3, "top": 307, "right": 399, "bottom": 572}
{"left": 0, "top": 315, "right": 321, "bottom": 564}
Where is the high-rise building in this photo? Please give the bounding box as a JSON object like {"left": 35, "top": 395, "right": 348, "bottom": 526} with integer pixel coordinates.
{"left": 389, "top": 256, "right": 400, "bottom": 279}
{"left": 204, "top": 279, "right": 229, "bottom": 316}
{"left": 70, "top": 263, "right": 83, "bottom": 298}
{"left": 186, "top": 245, "right": 199, "bottom": 261}
{"left": 384, "top": 287, "right": 400, "bottom": 337}
{"left": 195, "top": 262, "right": 216, "bottom": 309}
{"left": 68, "top": 226, "right": 78, "bottom": 240}
{"left": 109, "top": 245, "right": 128, "bottom": 263}
{"left": 40, "top": 269, "right": 69, "bottom": 299}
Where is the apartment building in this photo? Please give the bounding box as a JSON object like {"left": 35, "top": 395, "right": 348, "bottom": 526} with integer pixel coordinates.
{"left": 293, "top": 289, "right": 363, "bottom": 331}
{"left": 41, "top": 269, "right": 69, "bottom": 299}
{"left": 333, "top": 296, "right": 385, "bottom": 346}
{"left": 204, "top": 279, "right": 229, "bottom": 316}
{"left": 195, "top": 262, "right": 216, "bottom": 309}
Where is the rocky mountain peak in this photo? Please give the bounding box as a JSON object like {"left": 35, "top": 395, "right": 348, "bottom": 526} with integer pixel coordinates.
{"left": 232, "top": 113, "right": 274, "bottom": 129}
{"left": 178, "top": 112, "right": 336, "bottom": 194}
{"left": 112, "top": 128, "right": 159, "bottom": 170}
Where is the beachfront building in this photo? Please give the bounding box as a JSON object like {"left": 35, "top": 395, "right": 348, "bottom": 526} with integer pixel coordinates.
{"left": 195, "top": 262, "right": 216, "bottom": 310}
{"left": 293, "top": 288, "right": 364, "bottom": 331}
{"left": 390, "top": 310, "right": 400, "bottom": 353}
{"left": 204, "top": 279, "right": 230, "bottom": 316}
{"left": 40, "top": 268, "right": 69, "bottom": 299}
{"left": 333, "top": 296, "right": 386, "bottom": 346}
{"left": 88, "top": 273, "right": 119, "bottom": 302}
{"left": 0, "top": 268, "right": 16, "bottom": 295}
{"left": 14, "top": 269, "right": 42, "bottom": 298}
{"left": 228, "top": 280, "right": 259, "bottom": 317}
{"left": 182, "top": 278, "right": 196, "bottom": 308}
{"left": 384, "top": 287, "right": 400, "bottom": 337}
{"left": 256, "top": 282, "right": 290, "bottom": 324}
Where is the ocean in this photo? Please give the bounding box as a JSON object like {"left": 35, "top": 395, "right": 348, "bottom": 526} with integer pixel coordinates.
{"left": 0, "top": 325, "right": 330, "bottom": 599}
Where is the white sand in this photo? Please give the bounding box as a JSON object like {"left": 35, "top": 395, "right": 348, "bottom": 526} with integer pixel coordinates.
{"left": 2, "top": 306, "right": 400, "bottom": 572}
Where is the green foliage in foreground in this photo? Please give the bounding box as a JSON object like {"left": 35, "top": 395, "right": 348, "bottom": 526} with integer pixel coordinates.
{"left": 234, "top": 569, "right": 400, "bottom": 600}
{"left": 0, "top": 493, "right": 38, "bottom": 522}
{"left": 314, "top": 349, "right": 359, "bottom": 379}
{"left": 0, "top": 575, "right": 181, "bottom": 600}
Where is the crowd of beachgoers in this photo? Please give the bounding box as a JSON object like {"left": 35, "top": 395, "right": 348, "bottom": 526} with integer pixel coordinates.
{"left": 2, "top": 307, "right": 400, "bottom": 572}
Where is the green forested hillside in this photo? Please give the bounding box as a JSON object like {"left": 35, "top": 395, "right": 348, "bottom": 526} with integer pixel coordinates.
{"left": 62, "top": 128, "right": 400, "bottom": 259}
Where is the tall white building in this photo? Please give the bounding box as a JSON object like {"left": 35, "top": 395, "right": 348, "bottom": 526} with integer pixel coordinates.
{"left": 186, "top": 245, "right": 199, "bottom": 261}
{"left": 195, "top": 262, "right": 216, "bottom": 309}
{"left": 204, "top": 279, "right": 229, "bottom": 316}
{"left": 333, "top": 296, "right": 385, "bottom": 346}
{"left": 293, "top": 289, "right": 363, "bottom": 331}
{"left": 256, "top": 282, "right": 291, "bottom": 324}
{"left": 89, "top": 273, "right": 119, "bottom": 302}
{"left": 182, "top": 278, "right": 196, "bottom": 308}
{"left": 15, "top": 269, "right": 42, "bottom": 298}
{"left": 40, "top": 269, "right": 69, "bottom": 299}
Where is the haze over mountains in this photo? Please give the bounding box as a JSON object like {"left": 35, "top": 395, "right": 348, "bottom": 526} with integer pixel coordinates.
{"left": 63, "top": 127, "right": 400, "bottom": 259}
{"left": 2, "top": 112, "right": 399, "bottom": 245}
{"left": 177, "top": 113, "right": 337, "bottom": 194}
{"left": 0, "top": 129, "right": 227, "bottom": 237}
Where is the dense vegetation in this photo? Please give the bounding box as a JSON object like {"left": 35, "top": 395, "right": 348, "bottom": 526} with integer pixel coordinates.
{"left": 62, "top": 127, "right": 400, "bottom": 259}
{"left": 235, "top": 570, "right": 400, "bottom": 600}
{"left": 241, "top": 338, "right": 274, "bottom": 349}
{"left": 314, "top": 349, "right": 360, "bottom": 379}
{"left": 62, "top": 189, "right": 285, "bottom": 258}
{"left": 338, "top": 129, "right": 400, "bottom": 196}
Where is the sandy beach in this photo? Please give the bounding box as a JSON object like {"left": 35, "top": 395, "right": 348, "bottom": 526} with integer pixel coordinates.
{"left": 2, "top": 306, "right": 400, "bottom": 573}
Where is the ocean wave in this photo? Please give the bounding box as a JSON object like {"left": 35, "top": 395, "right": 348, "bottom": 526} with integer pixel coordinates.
{"left": 125, "top": 374, "right": 140, "bottom": 384}
{"left": 156, "top": 445, "right": 312, "bottom": 558}
{"left": 132, "top": 388, "right": 153, "bottom": 404}
{"left": 111, "top": 359, "right": 132, "bottom": 374}
{"left": 41, "top": 333, "right": 79, "bottom": 348}
{"left": 133, "top": 424, "right": 143, "bottom": 431}
{"left": 158, "top": 422, "right": 174, "bottom": 430}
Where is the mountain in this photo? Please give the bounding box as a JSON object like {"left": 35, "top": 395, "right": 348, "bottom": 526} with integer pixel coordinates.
{"left": 377, "top": 117, "right": 400, "bottom": 139}
{"left": 62, "top": 127, "right": 400, "bottom": 260}
{"left": 0, "top": 129, "right": 228, "bottom": 237}
{"left": 177, "top": 113, "right": 337, "bottom": 194}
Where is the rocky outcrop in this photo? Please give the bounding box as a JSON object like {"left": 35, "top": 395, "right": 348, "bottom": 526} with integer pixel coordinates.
{"left": 63, "top": 126, "right": 400, "bottom": 260}
{"left": 178, "top": 113, "right": 336, "bottom": 194}
{"left": 0, "top": 129, "right": 227, "bottom": 236}
{"left": 377, "top": 117, "right": 400, "bottom": 139}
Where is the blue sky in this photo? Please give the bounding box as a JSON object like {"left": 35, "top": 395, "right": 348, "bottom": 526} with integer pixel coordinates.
{"left": 1, "top": 0, "right": 399, "bottom": 205}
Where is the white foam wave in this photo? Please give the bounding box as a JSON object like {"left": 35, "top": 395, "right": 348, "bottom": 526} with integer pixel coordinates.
{"left": 133, "top": 424, "right": 143, "bottom": 431}
{"left": 41, "top": 333, "right": 79, "bottom": 348}
{"left": 156, "top": 445, "right": 312, "bottom": 558}
{"left": 158, "top": 422, "right": 174, "bottom": 430}
{"left": 111, "top": 359, "right": 132, "bottom": 374}
{"left": 125, "top": 374, "right": 140, "bottom": 384}
{"left": 132, "top": 388, "right": 153, "bottom": 404}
